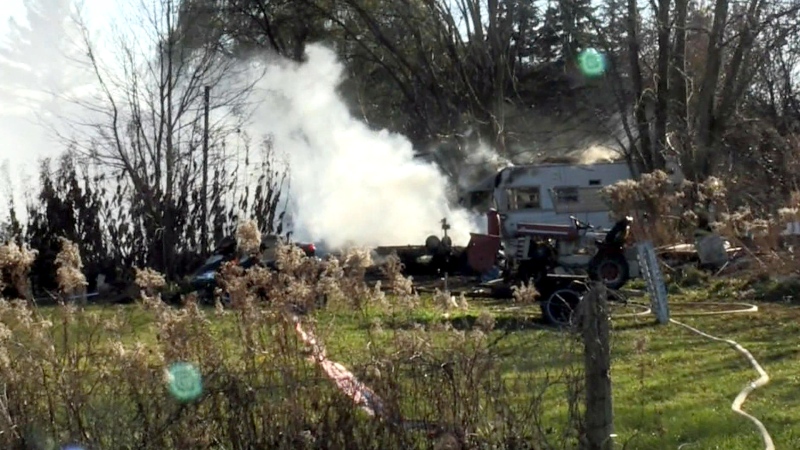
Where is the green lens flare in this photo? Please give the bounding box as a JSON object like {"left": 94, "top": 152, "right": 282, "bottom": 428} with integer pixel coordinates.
{"left": 167, "top": 362, "right": 203, "bottom": 402}
{"left": 578, "top": 48, "right": 606, "bottom": 77}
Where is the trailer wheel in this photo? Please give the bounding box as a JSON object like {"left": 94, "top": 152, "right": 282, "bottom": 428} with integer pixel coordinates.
{"left": 194, "top": 288, "right": 217, "bottom": 306}
{"left": 590, "top": 253, "right": 630, "bottom": 290}
{"left": 541, "top": 288, "right": 583, "bottom": 327}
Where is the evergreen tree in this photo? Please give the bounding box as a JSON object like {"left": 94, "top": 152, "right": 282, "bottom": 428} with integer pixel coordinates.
{"left": 534, "top": 0, "right": 597, "bottom": 62}
{"left": 25, "top": 152, "right": 108, "bottom": 294}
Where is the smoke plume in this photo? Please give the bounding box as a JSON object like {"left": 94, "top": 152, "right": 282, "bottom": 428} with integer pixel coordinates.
{"left": 1, "top": 3, "right": 481, "bottom": 249}
{"left": 243, "top": 45, "right": 480, "bottom": 250}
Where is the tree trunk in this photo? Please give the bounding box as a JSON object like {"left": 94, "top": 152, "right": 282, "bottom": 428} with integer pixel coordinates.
{"left": 653, "top": 0, "right": 671, "bottom": 170}
{"left": 693, "top": 0, "right": 730, "bottom": 179}
{"left": 671, "top": 0, "right": 690, "bottom": 168}
{"left": 716, "top": 0, "right": 764, "bottom": 129}
{"left": 626, "top": 0, "right": 653, "bottom": 171}
{"left": 163, "top": 0, "right": 177, "bottom": 279}
{"left": 487, "top": 0, "right": 507, "bottom": 156}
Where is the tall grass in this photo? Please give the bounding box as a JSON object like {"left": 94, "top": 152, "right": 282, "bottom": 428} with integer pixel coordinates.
{"left": 0, "top": 226, "right": 586, "bottom": 450}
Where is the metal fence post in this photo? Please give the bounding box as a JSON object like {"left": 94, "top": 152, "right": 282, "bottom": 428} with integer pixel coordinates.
{"left": 636, "top": 241, "right": 670, "bottom": 324}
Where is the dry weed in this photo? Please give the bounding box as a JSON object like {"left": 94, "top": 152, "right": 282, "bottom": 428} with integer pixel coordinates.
{"left": 135, "top": 267, "right": 167, "bottom": 302}
{"left": 511, "top": 282, "right": 539, "bottom": 304}
{"left": 380, "top": 253, "right": 415, "bottom": 297}
{"left": 601, "top": 171, "right": 729, "bottom": 244}
{"left": 475, "top": 311, "right": 496, "bottom": 333}
{"left": 603, "top": 170, "right": 800, "bottom": 275}
{"left": 433, "top": 289, "right": 459, "bottom": 310}
{"left": 0, "top": 221, "right": 587, "bottom": 450}
{"left": 0, "top": 242, "right": 37, "bottom": 299}
{"left": 55, "top": 237, "right": 87, "bottom": 296}
{"left": 235, "top": 219, "right": 262, "bottom": 255}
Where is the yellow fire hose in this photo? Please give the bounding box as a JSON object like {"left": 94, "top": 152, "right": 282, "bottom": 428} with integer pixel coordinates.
{"left": 611, "top": 300, "right": 773, "bottom": 450}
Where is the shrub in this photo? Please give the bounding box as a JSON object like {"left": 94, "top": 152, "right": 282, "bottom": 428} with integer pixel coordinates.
{"left": 600, "top": 170, "right": 726, "bottom": 244}
{"left": 0, "top": 225, "right": 586, "bottom": 449}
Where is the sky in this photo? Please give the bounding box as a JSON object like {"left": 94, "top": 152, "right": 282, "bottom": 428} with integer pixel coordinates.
{"left": 0, "top": 0, "right": 117, "bottom": 36}
{"left": 0, "top": 3, "right": 23, "bottom": 27}
{"left": 0, "top": 0, "right": 484, "bottom": 246}
{"left": 0, "top": 0, "right": 122, "bottom": 219}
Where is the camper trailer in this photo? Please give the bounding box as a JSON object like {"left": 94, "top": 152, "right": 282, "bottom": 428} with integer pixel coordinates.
{"left": 465, "top": 161, "right": 635, "bottom": 231}
{"left": 462, "top": 158, "right": 685, "bottom": 290}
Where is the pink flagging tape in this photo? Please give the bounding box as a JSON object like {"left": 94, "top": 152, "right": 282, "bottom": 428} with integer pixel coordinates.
{"left": 292, "top": 316, "right": 386, "bottom": 417}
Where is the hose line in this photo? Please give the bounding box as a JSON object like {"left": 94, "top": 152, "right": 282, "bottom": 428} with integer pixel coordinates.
{"left": 611, "top": 300, "right": 773, "bottom": 450}
{"left": 668, "top": 317, "right": 774, "bottom": 450}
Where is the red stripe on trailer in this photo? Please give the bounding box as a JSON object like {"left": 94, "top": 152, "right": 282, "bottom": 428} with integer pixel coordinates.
{"left": 516, "top": 222, "right": 579, "bottom": 239}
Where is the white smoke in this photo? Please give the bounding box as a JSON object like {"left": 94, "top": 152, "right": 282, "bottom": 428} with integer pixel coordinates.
{"left": 0, "top": 0, "right": 101, "bottom": 221}
{"left": 1, "top": 2, "right": 482, "bottom": 249}
{"left": 574, "top": 144, "right": 622, "bottom": 164}
{"left": 243, "top": 44, "right": 480, "bottom": 249}
{"left": 460, "top": 141, "right": 512, "bottom": 187}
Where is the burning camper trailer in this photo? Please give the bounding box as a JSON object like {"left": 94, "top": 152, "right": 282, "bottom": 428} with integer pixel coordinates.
{"left": 464, "top": 161, "right": 636, "bottom": 231}
{"left": 462, "top": 158, "right": 684, "bottom": 289}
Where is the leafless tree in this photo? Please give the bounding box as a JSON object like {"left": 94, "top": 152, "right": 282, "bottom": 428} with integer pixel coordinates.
{"left": 597, "top": 0, "right": 800, "bottom": 178}
{"left": 201, "top": 0, "right": 533, "bottom": 157}
{"left": 62, "top": 0, "right": 257, "bottom": 277}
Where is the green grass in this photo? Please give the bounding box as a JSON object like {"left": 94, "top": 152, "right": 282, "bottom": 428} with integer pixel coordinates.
{"left": 31, "top": 279, "right": 800, "bottom": 449}
{"left": 608, "top": 299, "right": 800, "bottom": 448}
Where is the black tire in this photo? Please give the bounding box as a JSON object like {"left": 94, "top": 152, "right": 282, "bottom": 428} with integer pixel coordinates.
{"left": 193, "top": 288, "right": 214, "bottom": 306}
{"left": 425, "top": 235, "right": 441, "bottom": 254}
{"left": 590, "top": 253, "right": 630, "bottom": 290}
{"left": 540, "top": 288, "right": 583, "bottom": 327}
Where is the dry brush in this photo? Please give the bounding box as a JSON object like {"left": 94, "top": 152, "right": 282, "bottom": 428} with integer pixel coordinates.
{"left": 0, "top": 224, "right": 587, "bottom": 450}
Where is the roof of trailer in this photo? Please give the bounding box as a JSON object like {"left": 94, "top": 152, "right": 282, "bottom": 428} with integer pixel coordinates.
{"left": 465, "top": 161, "right": 630, "bottom": 192}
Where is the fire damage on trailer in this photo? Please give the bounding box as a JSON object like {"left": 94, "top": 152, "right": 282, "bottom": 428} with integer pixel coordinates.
{"left": 85, "top": 149, "right": 753, "bottom": 326}
{"left": 156, "top": 156, "right": 688, "bottom": 326}
{"left": 365, "top": 157, "right": 686, "bottom": 325}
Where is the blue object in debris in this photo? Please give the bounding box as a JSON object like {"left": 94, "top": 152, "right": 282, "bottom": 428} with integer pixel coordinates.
{"left": 481, "top": 266, "right": 501, "bottom": 283}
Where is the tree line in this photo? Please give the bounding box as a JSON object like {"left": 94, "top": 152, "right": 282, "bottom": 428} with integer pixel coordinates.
{"left": 176, "top": 0, "right": 800, "bottom": 173}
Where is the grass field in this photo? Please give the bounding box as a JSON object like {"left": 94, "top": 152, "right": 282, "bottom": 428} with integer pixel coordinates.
{"left": 3, "top": 275, "right": 800, "bottom": 449}
{"left": 318, "top": 280, "right": 800, "bottom": 449}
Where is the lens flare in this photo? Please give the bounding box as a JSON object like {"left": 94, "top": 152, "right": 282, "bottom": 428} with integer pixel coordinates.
{"left": 166, "top": 362, "right": 203, "bottom": 402}
{"left": 578, "top": 48, "right": 607, "bottom": 77}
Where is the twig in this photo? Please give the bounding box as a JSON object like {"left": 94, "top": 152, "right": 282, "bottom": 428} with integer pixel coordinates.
{"left": 725, "top": 235, "right": 767, "bottom": 268}
{"left": 0, "top": 385, "right": 21, "bottom": 441}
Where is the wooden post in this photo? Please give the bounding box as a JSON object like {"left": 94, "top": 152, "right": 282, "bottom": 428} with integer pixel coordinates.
{"left": 582, "top": 282, "right": 614, "bottom": 450}
{"left": 201, "top": 86, "right": 210, "bottom": 255}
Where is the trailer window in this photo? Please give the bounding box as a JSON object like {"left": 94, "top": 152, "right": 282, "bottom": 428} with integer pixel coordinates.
{"left": 554, "top": 186, "right": 580, "bottom": 204}
{"left": 506, "top": 187, "right": 541, "bottom": 210}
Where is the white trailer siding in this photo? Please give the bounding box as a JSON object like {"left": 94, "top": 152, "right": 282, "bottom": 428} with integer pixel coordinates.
{"left": 494, "top": 162, "right": 633, "bottom": 231}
